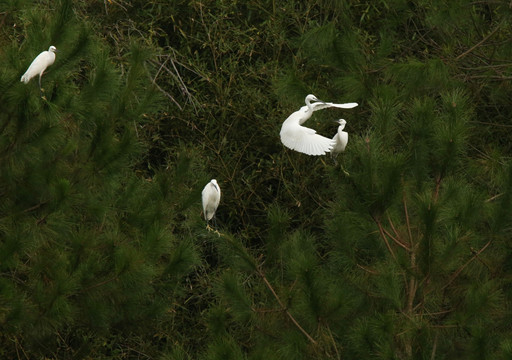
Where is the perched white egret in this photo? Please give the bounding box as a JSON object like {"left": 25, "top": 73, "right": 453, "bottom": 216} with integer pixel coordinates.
{"left": 280, "top": 94, "right": 357, "bottom": 156}
{"left": 331, "top": 119, "right": 348, "bottom": 158}
{"left": 202, "top": 179, "right": 221, "bottom": 231}
{"left": 20, "top": 45, "right": 58, "bottom": 96}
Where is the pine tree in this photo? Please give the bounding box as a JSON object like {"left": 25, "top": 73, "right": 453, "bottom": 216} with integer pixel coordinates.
{"left": 0, "top": 1, "right": 202, "bottom": 358}
{"left": 2, "top": 0, "right": 512, "bottom": 358}
{"left": 184, "top": 1, "right": 512, "bottom": 359}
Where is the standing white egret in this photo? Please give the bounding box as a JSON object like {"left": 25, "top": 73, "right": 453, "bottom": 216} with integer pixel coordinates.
{"left": 331, "top": 119, "right": 348, "bottom": 158}
{"left": 280, "top": 94, "right": 357, "bottom": 156}
{"left": 202, "top": 179, "right": 221, "bottom": 231}
{"left": 20, "top": 45, "right": 58, "bottom": 96}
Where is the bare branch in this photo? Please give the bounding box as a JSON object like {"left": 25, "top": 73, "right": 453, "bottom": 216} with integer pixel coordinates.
{"left": 456, "top": 22, "right": 503, "bottom": 60}
{"left": 258, "top": 270, "right": 318, "bottom": 345}
{"left": 441, "top": 240, "right": 492, "bottom": 290}
{"left": 374, "top": 217, "right": 397, "bottom": 260}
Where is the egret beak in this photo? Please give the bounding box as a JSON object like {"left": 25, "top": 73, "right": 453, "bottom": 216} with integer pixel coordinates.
{"left": 311, "top": 96, "right": 325, "bottom": 104}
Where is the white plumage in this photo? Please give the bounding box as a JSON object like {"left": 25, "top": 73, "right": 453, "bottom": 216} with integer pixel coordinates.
{"left": 331, "top": 119, "right": 348, "bottom": 157}
{"left": 202, "top": 179, "right": 221, "bottom": 226}
{"left": 20, "top": 45, "right": 57, "bottom": 89}
{"left": 280, "top": 94, "right": 357, "bottom": 156}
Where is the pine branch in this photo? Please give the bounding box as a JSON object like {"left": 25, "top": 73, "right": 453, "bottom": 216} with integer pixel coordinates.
{"left": 403, "top": 193, "right": 414, "bottom": 245}
{"left": 14, "top": 335, "right": 30, "bottom": 360}
{"left": 81, "top": 276, "right": 119, "bottom": 292}
{"left": 22, "top": 202, "right": 47, "bottom": 213}
{"left": 386, "top": 214, "right": 402, "bottom": 242}
{"left": 374, "top": 216, "right": 397, "bottom": 260}
{"left": 221, "top": 233, "right": 317, "bottom": 344}
{"left": 385, "top": 214, "right": 410, "bottom": 250}
{"left": 430, "top": 332, "right": 438, "bottom": 360}
{"left": 256, "top": 266, "right": 318, "bottom": 345}
{"left": 455, "top": 21, "right": 503, "bottom": 60}
{"left": 406, "top": 252, "right": 417, "bottom": 315}
{"left": 441, "top": 240, "right": 492, "bottom": 291}
{"left": 434, "top": 175, "right": 442, "bottom": 203}
{"left": 356, "top": 263, "right": 379, "bottom": 275}
{"left": 325, "top": 323, "right": 341, "bottom": 360}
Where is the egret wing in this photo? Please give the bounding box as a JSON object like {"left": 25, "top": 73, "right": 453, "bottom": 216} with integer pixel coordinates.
{"left": 280, "top": 125, "right": 335, "bottom": 156}
{"left": 329, "top": 102, "right": 358, "bottom": 109}
{"left": 21, "top": 52, "right": 46, "bottom": 83}
{"left": 201, "top": 186, "right": 213, "bottom": 220}
{"left": 202, "top": 183, "right": 220, "bottom": 220}
{"left": 311, "top": 102, "right": 358, "bottom": 111}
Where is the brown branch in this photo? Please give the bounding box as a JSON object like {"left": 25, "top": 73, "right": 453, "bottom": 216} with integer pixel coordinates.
{"left": 251, "top": 307, "right": 282, "bottom": 314}
{"left": 257, "top": 269, "right": 317, "bottom": 345}
{"left": 406, "top": 251, "right": 417, "bottom": 315}
{"left": 22, "top": 202, "right": 47, "bottom": 213}
{"left": 403, "top": 193, "right": 414, "bottom": 245}
{"left": 357, "top": 263, "right": 379, "bottom": 275}
{"left": 470, "top": 246, "right": 492, "bottom": 271}
{"left": 221, "top": 234, "right": 317, "bottom": 345}
{"left": 456, "top": 22, "right": 503, "bottom": 60}
{"left": 486, "top": 193, "right": 504, "bottom": 202}
{"left": 462, "top": 75, "right": 512, "bottom": 81}
{"left": 433, "top": 175, "right": 442, "bottom": 203}
{"left": 441, "top": 240, "right": 492, "bottom": 290}
{"left": 375, "top": 217, "right": 397, "bottom": 260}
{"left": 384, "top": 215, "right": 410, "bottom": 251}
{"left": 387, "top": 213, "right": 401, "bottom": 241}
{"left": 326, "top": 323, "right": 341, "bottom": 359}
{"left": 81, "top": 276, "right": 118, "bottom": 292}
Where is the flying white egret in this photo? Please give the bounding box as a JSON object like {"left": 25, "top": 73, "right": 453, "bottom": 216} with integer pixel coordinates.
{"left": 202, "top": 179, "right": 221, "bottom": 231}
{"left": 331, "top": 119, "right": 348, "bottom": 158}
{"left": 280, "top": 94, "right": 358, "bottom": 156}
{"left": 20, "top": 45, "right": 58, "bottom": 96}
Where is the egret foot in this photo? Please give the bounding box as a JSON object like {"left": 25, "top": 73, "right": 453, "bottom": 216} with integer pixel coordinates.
{"left": 205, "top": 224, "right": 221, "bottom": 236}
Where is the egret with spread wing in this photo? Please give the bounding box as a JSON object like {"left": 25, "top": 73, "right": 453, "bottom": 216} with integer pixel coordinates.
{"left": 280, "top": 94, "right": 357, "bottom": 156}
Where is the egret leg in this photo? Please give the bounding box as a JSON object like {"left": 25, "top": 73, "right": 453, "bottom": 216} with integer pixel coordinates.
{"left": 340, "top": 163, "right": 350, "bottom": 176}
{"left": 38, "top": 74, "right": 46, "bottom": 99}
{"left": 205, "top": 217, "right": 221, "bottom": 236}
{"left": 332, "top": 154, "right": 350, "bottom": 175}
{"left": 213, "top": 216, "right": 222, "bottom": 236}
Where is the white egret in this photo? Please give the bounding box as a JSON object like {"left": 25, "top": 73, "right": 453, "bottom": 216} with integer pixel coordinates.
{"left": 202, "top": 179, "right": 221, "bottom": 231}
{"left": 20, "top": 45, "right": 58, "bottom": 96}
{"left": 331, "top": 119, "right": 348, "bottom": 158}
{"left": 280, "top": 94, "right": 357, "bottom": 156}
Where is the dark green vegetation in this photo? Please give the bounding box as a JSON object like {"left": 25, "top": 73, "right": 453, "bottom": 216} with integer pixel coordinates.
{"left": 1, "top": 0, "right": 512, "bottom": 358}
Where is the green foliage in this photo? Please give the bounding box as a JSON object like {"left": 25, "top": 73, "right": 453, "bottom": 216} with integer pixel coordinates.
{"left": 0, "top": 1, "right": 202, "bottom": 358}
{"left": 1, "top": 0, "right": 512, "bottom": 358}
